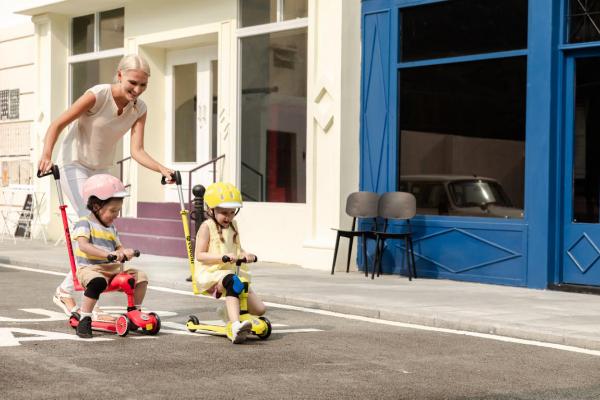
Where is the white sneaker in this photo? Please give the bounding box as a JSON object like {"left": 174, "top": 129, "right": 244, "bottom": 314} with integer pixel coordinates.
{"left": 53, "top": 288, "right": 77, "bottom": 316}
{"left": 229, "top": 320, "right": 252, "bottom": 344}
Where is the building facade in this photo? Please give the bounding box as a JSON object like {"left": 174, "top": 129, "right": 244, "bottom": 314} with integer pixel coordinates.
{"left": 361, "top": 0, "right": 600, "bottom": 289}
{"left": 16, "top": 0, "right": 362, "bottom": 269}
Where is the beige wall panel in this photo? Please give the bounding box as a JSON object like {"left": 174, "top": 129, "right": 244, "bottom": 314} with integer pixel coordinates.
{"left": 0, "top": 64, "right": 36, "bottom": 93}
{"left": 0, "top": 36, "right": 35, "bottom": 70}
{"left": 127, "top": 0, "right": 235, "bottom": 38}
{"left": 17, "top": 93, "right": 35, "bottom": 121}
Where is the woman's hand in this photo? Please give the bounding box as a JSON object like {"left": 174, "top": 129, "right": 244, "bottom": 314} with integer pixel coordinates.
{"left": 37, "top": 156, "right": 53, "bottom": 175}
{"left": 160, "top": 166, "right": 176, "bottom": 184}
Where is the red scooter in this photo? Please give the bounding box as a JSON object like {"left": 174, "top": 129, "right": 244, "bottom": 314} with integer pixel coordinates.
{"left": 38, "top": 166, "right": 160, "bottom": 337}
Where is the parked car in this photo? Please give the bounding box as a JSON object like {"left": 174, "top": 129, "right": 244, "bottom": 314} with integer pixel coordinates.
{"left": 399, "top": 175, "right": 523, "bottom": 219}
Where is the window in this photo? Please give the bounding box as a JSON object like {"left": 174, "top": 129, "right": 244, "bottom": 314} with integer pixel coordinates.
{"left": 568, "top": 0, "right": 600, "bottom": 43}
{"left": 69, "top": 8, "right": 124, "bottom": 102}
{"left": 400, "top": 0, "right": 527, "bottom": 61}
{"left": 240, "top": 0, "right": 307, "bottom": 27}
{"left": 398, "top": 0, "right": 528, "bottom": 219}
{"left": 238, "top": 0, "right": 308, "bottom": 203}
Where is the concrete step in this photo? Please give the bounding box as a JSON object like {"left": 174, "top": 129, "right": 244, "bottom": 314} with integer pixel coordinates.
{"left": 137, "top": 202, "right": 183, "bottom": 220}
{"left": 118, "top": 232, "right": 191, "bottom": 258}
{"left": 114, "top": 217, "right": 185, "bottom": 238}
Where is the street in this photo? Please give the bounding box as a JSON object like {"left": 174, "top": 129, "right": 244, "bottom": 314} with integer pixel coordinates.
{"left": 2, "top": 264, "right": 600, "bottom": 400}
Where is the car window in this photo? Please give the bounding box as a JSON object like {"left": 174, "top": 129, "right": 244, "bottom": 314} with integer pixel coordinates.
{"left": 449, "top": 180, "right": 512, "bottom": 207}
{"left": 408, "top": 182, "right": 446, "bottom": 208}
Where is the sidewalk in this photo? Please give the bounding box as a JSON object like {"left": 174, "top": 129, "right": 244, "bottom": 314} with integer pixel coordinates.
{"left": 2, "top": 238, "right": 600, "bottom": 350}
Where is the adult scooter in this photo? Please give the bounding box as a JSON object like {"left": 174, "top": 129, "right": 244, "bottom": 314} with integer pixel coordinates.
{"left": 38, "top": 166, "right": 161, "bottom": 337}
{"left": 186, "top": 256, "right": 271, "bottom": 340}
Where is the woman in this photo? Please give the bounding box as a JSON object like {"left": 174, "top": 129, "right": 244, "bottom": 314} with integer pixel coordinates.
{"left": 38, "top": 54, "right": 174, "bottom": 316}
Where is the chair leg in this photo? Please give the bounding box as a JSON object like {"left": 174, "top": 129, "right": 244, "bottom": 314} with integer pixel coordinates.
{"left": 377, "top": 239, "right": 386, "bottom": 277}
{"left": 409, "top": 236, "right": 417, "bottom": 279}
{"left": 331, "top": 233, "right": 341, "bottom": 275}
{"left": 362, "top": 234, "right": 369, "bottom": 277}
{"left": 405, "top": 237, "right": 412, "bottom": 281}
{"left": 346, "top": 236, "right": 354, "bottom": 273}
{"left": 372, "top": 237, "right": 380, "bottom": 280}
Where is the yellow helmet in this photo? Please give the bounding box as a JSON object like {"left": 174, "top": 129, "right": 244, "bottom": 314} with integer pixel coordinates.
{"left": 204, "top": 182, "right": 243, "bottom": 209}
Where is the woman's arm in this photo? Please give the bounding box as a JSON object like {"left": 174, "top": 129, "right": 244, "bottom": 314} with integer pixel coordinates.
{"left": 38, "top": 92, "right": 96, "bottom": 173}
{"left": 130, "top": 113, "right": 174, "bottom": 181}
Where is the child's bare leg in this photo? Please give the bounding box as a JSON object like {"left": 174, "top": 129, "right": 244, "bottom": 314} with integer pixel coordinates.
{"left": 247, "top": 289, "right": 266, "bottom": 316}
{"left": 80, "top": 296, "right": 98, "bottom": 313}
{"left": 225, "top": 296, "right": 241, "bottom": 322}
{"left": 134, "top": 281, "right": 147, "bottom": 306}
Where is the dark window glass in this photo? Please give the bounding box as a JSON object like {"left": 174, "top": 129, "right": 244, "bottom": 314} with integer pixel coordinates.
{"left": 568, "top": 0, "right": 600, "bottom": 43}
{"left": 173, "top": 63, "right": 197, "bottom": 163}
{"left": 400, "top": 0, "right": 528, "bottom": 62}
{"left": 240, "top": 28, "right": 307, "bottom": 203}
{"left": 573, "top": 57, "right": 600, "bottom": 222}
{"left": 100, "top": 8, "right": 124, "bottom": 50}
{"left": 399, "top": 57, "right": 526, "bottom": 218}
{"left": 72, "top": 14, "right": 94, "bottom": 55}
{"left": 240, "top": 0, "right": 277, "bottom": 27}
{"left": 283, "top": 0, "right": 308, "bottom": 20}
{"left": 71, "top": 57, "right": 120, "bottom": 101}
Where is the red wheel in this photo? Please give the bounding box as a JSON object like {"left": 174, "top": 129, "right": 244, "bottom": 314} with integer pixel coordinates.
{"left": 148, "top": 312, "right": 161, "bottom": 335}
{"left": 116, "top": 315, "right": 130, "bottom": 337}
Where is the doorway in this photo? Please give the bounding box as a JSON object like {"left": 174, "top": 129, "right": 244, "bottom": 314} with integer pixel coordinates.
{"left": 165, "top": 46, "right": 218, "bottom": 202}
{"left": 561, "top": 54, "right": 600, "bottom": 286}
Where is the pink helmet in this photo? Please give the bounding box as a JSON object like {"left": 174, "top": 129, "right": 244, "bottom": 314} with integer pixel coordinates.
{"left": 82, "top": 174, "right": 129, "bottom": 203}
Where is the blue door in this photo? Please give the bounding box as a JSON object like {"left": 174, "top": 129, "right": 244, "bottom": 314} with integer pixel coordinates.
{"left": 562, "top": 54, "right": 600, "bottom": 285}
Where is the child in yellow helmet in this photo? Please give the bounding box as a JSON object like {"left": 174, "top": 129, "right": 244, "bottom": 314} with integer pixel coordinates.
{"left": 194, "top": 182, "right": 266, "bottom": 344}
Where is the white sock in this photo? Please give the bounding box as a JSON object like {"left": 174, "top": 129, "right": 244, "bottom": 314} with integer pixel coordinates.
{"left": 80, "top": 312, "right": 92, "bottom": 319}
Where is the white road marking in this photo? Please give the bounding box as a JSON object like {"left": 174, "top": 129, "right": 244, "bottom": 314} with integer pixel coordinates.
{"left": 3, "top": 262, "right": 599, "bottom": 356}
{"left": 0, "top": 308, "right": 67, "bottom": 322}
{"left": 0, "top": 327, "right": 111, "bottom": 346}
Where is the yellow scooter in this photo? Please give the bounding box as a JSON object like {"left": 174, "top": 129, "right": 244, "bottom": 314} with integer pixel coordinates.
{"left": 186, "top": 256, "right": 272, "bottom": 340}
{"left": 161, "top": 171, "right": 198, "bottom": 294}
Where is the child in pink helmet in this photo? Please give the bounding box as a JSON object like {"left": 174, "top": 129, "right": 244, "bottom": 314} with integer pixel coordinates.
{"left": 72, "top": 174, "right": 148, "bottom": 338}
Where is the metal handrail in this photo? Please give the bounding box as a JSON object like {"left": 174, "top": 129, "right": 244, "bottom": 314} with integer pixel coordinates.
{"left": 241, "top": 162, "right": 264, "bottom": 202}
{"left": 187, "top": 154, "right": 226, "bottom": 209}
{"left": 116, "top": 156, "right": 132, "bottom": 189}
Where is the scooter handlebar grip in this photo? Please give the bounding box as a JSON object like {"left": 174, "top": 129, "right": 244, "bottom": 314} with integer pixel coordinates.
{"left": 222, "top": 255, "right": 231, "bottom": 263}
{"left": 161, "top": 171, "right": 182, "bottom": 185}
{"left": 107, "top": 250, "right": 139, "bottom": 262}
{"left": 37, "top": 165, "right": 60, "bottom": 180}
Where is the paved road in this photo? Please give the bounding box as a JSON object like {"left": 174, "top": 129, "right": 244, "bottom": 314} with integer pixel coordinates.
{"left": 2, "top": 265, "right": 600, "bottom": 400}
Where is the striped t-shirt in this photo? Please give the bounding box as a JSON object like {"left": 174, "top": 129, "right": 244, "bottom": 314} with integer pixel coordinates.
{"left": 72, "top": 215, "right": 121, "bottom": 266}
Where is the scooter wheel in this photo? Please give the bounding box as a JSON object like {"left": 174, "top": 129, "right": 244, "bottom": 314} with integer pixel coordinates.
{"left": 148, "top": 312, "right": 161, "bottom": 335}
{"left": 69, "top": 312, "right": 80, "bottom": 330}
{"left": 187, "top": 315, "right": 200, "bottom": 332}
{"left": 256, "top": 316, "right": 272, "bottom": 340}
{"left": 116, "top": 315, "right": 130, "bottom": 337}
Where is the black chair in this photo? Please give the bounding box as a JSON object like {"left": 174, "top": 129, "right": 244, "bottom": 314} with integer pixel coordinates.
{"left": 372, "top": 192, "right": 417, "bottom": 280}
{"left": 331, "top": 191, "right": 379, "bottom": 276}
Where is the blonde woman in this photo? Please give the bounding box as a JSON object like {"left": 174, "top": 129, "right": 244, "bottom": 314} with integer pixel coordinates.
{"left": 38, "top": 54, "right": 174, "bottom": 317}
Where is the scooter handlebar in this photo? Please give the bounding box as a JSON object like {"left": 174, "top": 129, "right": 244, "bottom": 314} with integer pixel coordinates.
{"left": 160, "top": 171, "right": 182, "bottom": 185}
{"left": 221, "top": 255, "right": 258, "bottom": 265}
{"left": 107, "top": 250, "right": 140, "bottom": 263}
{"left": 36, "top": 165, "right": 60, "bottom": 180}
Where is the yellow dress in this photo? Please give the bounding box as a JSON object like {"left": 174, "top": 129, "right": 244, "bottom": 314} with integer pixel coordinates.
{"left": 195, "top": 218, "right": 251, "bottom": 294}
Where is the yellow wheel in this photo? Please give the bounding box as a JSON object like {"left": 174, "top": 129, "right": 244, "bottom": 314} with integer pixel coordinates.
{"left": 187, "top": 315, "right": 200, "bottom": 332}
{"left": 256, "top": 316, "right": 272, "bottom": 340}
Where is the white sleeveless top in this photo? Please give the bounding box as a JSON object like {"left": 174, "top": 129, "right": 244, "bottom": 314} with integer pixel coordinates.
{"left": 59, "top": 84, "right": 147, "bottom": 170}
